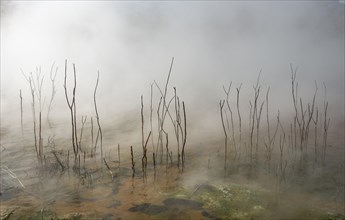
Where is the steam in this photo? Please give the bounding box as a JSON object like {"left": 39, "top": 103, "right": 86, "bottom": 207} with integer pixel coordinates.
{"left": 1, "top": 1, "right": 344, "bottom": 139}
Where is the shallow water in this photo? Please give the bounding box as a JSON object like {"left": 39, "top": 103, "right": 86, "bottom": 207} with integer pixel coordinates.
{"left": 1, "top": 122, "right": 344, "bottom": 220}
{"left": 1, "top": 164, "right": 344, "bottom": 219}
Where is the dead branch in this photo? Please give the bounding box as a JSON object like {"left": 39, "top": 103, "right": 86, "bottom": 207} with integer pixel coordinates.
{"left": 94, "top": 72, "right": 103, "bottom": 165}
{"left": 220, "top": 100, "right": 228, "bottom": 172}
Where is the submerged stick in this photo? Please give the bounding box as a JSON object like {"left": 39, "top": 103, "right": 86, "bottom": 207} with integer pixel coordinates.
{"left": 20, "top": 89, "right": 23, "bottom": 135}
{"left": 150, "top": 83, "right": 155, "bottom": 154}
{"left": 164, "top": 131, "right": 169, "bottom": 168}
{"left": 1, "top": 166, "right": 25, "bottom": 189}
{"left": 142, "top": 131, "right": 152, "bottom": 179}
{"left": 130, "top": 146, "right": 135, "bottom": 177}
{"left": 67, "top": 150, "right": 70, "bottom": 169}
{"left": 90, "top": 117, "right": 94, "bottom": 156}
{"left": 141, "top": 95, "right": 145, "bottom": 173}
{"left": 118, "top": 144, "right": 121, "bottom": 168}
{"left": 153, "top": 152, "right": 156, "bottom": 179}
{"left": 84, "top": 151, "right": 86, "bottom": 170}
{"left": 39, "top": 112, "right": 43, "bottom": 165}
{"left": 103, "top": 158, "right": 114, "bottom": 179}
{"left": 79, "top": 116, "right": 87, "bottom": 152}
{"left": 52, "top": 151, "right": 66, "bottom": 171}
{"left": 312, "top": 108, "right": 319, "bottom": 164}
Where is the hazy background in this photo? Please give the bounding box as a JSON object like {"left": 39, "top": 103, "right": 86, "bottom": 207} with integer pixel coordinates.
{"left": 1, "top": 1, "right": 344, "bottom": 144}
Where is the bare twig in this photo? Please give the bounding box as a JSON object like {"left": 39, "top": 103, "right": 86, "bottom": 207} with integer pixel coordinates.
{"left": 63, "top": 60, "right": 78, "bottom": 162}
{"left": 236, "top": 84, "right": 242, "bottom": 160}
{"left": 173, "top": 87, "right": 181, "bottom": 169}
{"left": 79, "top": 116, "right": 87, "bottom": 152}
{"left": 22, "top": 68, "right": 45, "bottom": 165}
{"left": 154, "top": 57, "right": 174, "bottom": 163}
{"left": 181, "top": 101, "right": 187, "bottom": 170}
{"left": 250, "top": 71, "right": 262, "bottom": 165}
{"left": 322, "top": 82, "right": 330, "bottom": 166}
{"left": 22, "top": 71, "right": 39, "bottom": 161}
{"left": 150, "top": 83, "right": 155, "bottom": 153}
{"left": 223, "top": 82, "right": 237, "bottom": 158}
{"left": 47, "top": 62, "right": 58, "bottom": 128}
{"left": 94, "top": 72, "right": 103, "bottom": 165}
{"left": 220, "top": 100, "right": 227, "bottom": 172}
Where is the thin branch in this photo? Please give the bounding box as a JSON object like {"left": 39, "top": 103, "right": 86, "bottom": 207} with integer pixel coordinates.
{"left": 94, "top": 72, "right": 103, "bottom": 165}
{"left": 220, "top": 100, "right": 227, "bottom": 172}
